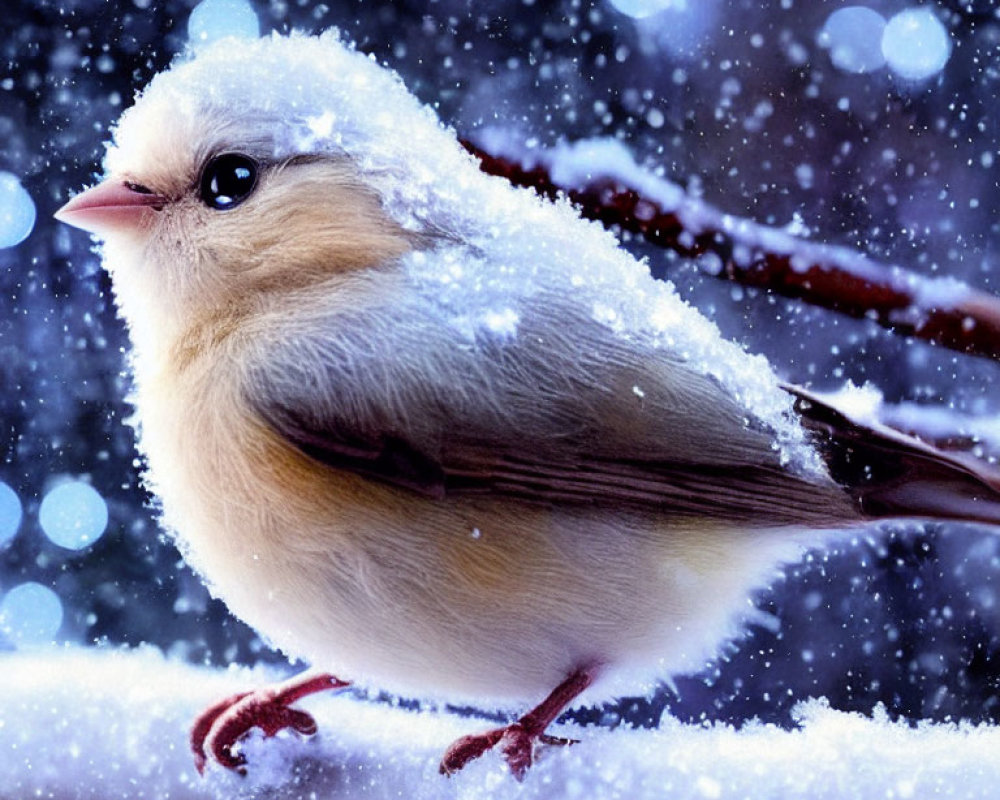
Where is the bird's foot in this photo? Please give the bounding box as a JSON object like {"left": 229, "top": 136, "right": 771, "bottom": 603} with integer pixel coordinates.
{"left": 439, "top": 723, "right": 578, "bottom": 780}
{"left": 191, "top": 671, "right": 349, "bottom": 775}
{"left": 439, "top": 667, "right": 595, "bottom": 780}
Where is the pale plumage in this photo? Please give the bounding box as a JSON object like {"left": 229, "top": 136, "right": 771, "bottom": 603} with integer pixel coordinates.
{"left": 55, "top": 31, "right": 1000, "bottom": 779}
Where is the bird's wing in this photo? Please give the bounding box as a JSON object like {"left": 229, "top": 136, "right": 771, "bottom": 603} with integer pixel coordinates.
{"left": 247, "top": 291, "right": 860, "bottom": 529}
{"left": 247, "top": 284, "right": 1000, "bottom": 531}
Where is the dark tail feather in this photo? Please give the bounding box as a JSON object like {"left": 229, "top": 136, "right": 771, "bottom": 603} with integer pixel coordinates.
{"left": 786, "top": 385, "right": 1000, "bottom": 527}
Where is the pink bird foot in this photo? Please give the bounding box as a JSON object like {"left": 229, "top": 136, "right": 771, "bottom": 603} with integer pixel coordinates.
{"left": 191, "top": 671, "right": 349, "bottom": 774}
{"left": 439, "top": 667, "right": 595, "bottom": 780}
{"left": 440, "top": 724, "right": 580, "bottom": 779}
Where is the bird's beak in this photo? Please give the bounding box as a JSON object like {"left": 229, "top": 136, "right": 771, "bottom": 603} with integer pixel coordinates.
{"left": 55, "top": 180, "right": 167, "bottom": 236}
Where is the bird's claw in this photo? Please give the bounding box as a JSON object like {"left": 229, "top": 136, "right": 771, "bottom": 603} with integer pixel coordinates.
{"left": 439, "top": 727, "right": 506, "bottom": 776}
{"left": 191, "top": 687, "right": 319, "bottom": 775}
{"left": 439, "top": 722, "right": 578, "bottom": 780}
{"left": 191, "top": 672, "right": 348, "bottom": 775}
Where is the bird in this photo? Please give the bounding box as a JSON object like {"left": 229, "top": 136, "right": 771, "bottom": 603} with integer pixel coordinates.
{"left": 55, "top": 31, "right": 1000, "bottom": 780}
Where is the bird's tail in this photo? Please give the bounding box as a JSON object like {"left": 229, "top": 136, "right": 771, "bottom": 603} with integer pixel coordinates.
{"left": 786, "top": 385, "right": 1000, "bottom": 527}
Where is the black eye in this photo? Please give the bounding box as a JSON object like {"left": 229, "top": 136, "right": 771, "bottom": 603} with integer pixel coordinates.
{"left": 199, "top": 153, "right": 258, "bottom": 210}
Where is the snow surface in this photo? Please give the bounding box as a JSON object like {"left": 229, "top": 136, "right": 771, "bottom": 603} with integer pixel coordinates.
{"left": 2, "top": 646, "right": 999, "bottom": 800}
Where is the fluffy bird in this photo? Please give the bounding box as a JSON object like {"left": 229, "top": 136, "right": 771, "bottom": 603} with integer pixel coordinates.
{"left": 57, "top": 32, "right": 1000, "bottom": 779}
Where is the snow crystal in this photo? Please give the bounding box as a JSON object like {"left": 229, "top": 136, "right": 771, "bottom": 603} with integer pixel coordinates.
{"left": 784, "top": 211, "right": 811, "bottom": 238}
{"left": 882, "top": 8, "right": 951, "bottom": 81}
{"left": 818, "top": 6, "right": 887, "bottom": 74}
{"left": 807, "top": 382, "right": 884, "bottom": 427}
{"left": 0, "top": 171, "right": 36, "bottom": 248}
{"left": 187, "top": 0, "right": 260, "bottom": 49}
{"left": 696, "top": 251, "right": 724, "bottom": 276}
{"left": 794, "top": 163, "right": 814, "bottom": 190}
{"left": 0, "top": 583, "right": 63, "bottom": 646}
{"left": 38, "top": 480, "right": 109, "bottom": 551}
{"left": 481, "top": 308, "right": 520, "bottom": 339}
{"left": 646, "top": 107, "right": 665, "bottom": 129}
{"left": 0, "top": 482, "right": 22, "bottom": 546}
{"left": 4, "top": 647, "right": 1000, "bottom": 799}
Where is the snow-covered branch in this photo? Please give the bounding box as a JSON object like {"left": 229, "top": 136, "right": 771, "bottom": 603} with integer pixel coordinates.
{"left": 467, "top": 137, "right": 1000, "bottom": 362}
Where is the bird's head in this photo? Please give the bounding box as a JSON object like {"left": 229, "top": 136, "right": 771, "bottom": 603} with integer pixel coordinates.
{"left": 56, "top": 33, "right": 449, "bottom": 350}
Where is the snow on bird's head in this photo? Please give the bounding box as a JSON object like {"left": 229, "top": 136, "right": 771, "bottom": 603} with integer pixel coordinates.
{"left": 106, "top": 31, "right": 473, "bottom": 232}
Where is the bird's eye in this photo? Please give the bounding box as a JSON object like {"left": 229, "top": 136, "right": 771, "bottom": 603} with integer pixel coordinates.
{"left": 199, "top": 153, "right": 259, "bottom": 210}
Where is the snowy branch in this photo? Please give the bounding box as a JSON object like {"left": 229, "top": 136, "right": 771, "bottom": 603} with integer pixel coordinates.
{"left": 466, "top": 138, "right": 1000, "bottom": 362}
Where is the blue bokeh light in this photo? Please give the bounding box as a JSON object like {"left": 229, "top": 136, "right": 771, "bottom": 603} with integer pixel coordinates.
{"left": 882, "top": 8, "right": 951, "bottom": 81}
{"left": 0, "top": 482, "right": 22, "bottom": 546}
{"left": 606, "top": 0, "right": 687, "bottom": 20}
{"left": 0, "top": 171, "right": 36, "bottom": 248}
{"left": 0, "top": 582, "right": 63, "bottom": 647}
{"left": 38, "top": 480, "right": 109, "bottom": 551}
{"left": 819, "top": 6, "right": 887, "bottom": 74}
{"left": 188, "top": 0, "right": 260, "bottom": 47}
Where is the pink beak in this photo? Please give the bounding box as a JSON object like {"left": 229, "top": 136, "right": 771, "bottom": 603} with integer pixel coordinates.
{"left": 55, "top": 180, "right": 167, "bottom": 236}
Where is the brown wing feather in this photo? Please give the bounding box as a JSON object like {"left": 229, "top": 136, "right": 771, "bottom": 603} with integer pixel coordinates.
{"left": 266, "top": 398, "right": 861, "bottom": 528}
{"left": 265, "top": 381, "right": 1000, "bottom": 530}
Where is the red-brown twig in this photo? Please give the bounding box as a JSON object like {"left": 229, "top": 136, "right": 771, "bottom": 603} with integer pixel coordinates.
{"left": 465, "top": 139, "right": 1000, "bottom": 361}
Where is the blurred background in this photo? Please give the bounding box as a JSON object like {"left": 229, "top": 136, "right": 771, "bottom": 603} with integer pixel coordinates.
{"left": 2, "top": 0, "right": 1000, "bottom": 731}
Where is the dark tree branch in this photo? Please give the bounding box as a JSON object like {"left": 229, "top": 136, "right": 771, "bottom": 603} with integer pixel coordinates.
{"left": 465, "top": 140, "right": 1000, "bottom": 362}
